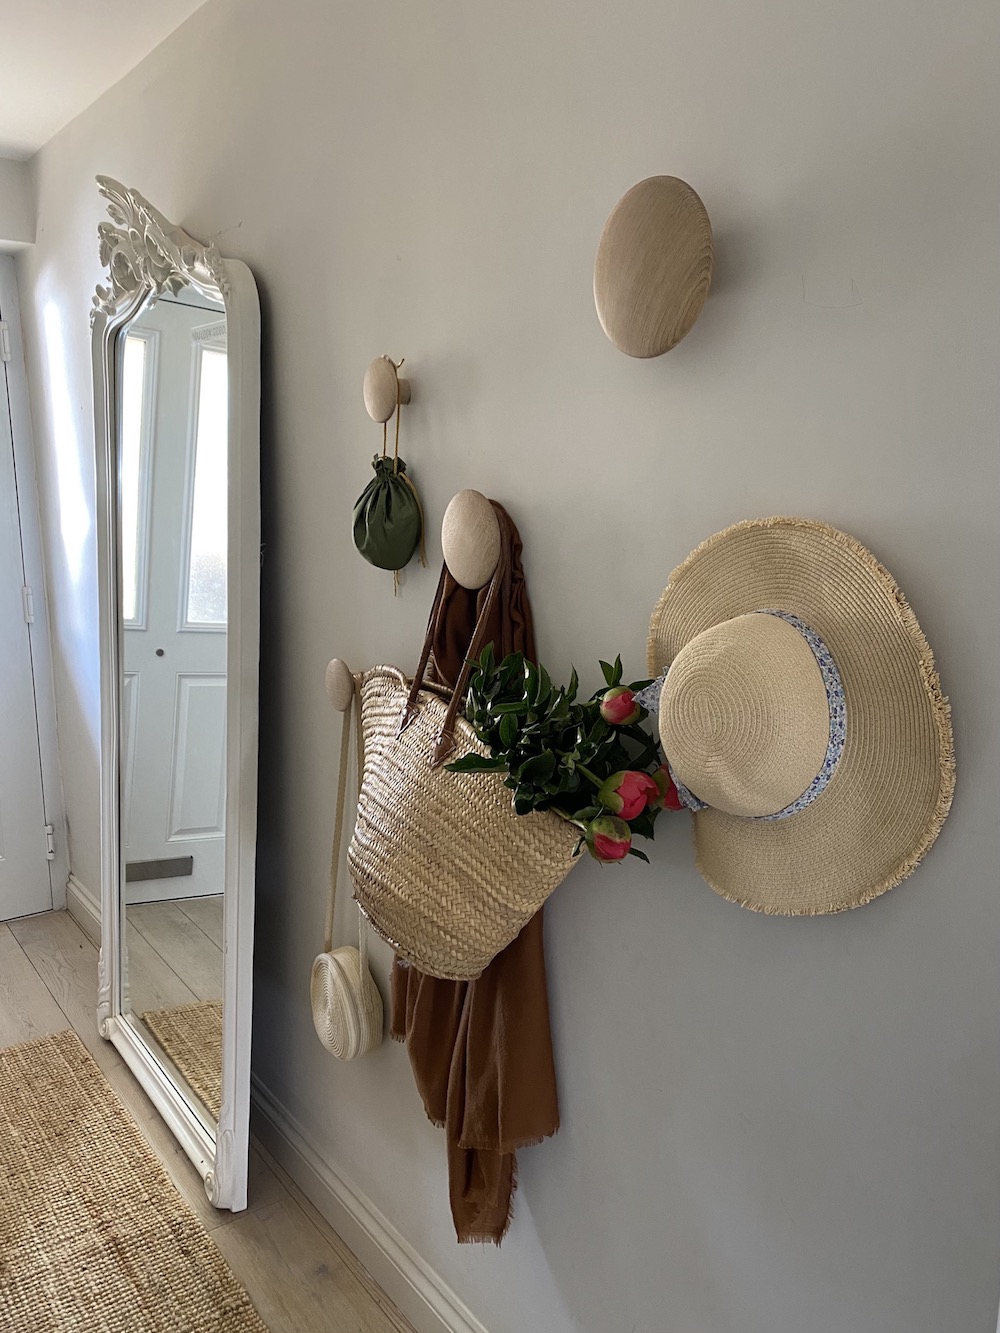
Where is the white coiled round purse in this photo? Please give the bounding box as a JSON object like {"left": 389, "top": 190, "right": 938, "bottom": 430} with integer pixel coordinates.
{"left": 311, "top": 661, "right": 383, "bottom": 1061}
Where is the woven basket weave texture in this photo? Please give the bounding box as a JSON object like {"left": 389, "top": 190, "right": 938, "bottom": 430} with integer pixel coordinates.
{"left": 349, "top": 666, "right": 579, "bottom": 979}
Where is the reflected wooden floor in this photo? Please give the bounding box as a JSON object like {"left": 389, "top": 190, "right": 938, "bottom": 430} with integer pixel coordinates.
{"left": 126, "top": 895, "right": 224, "bottom": 1014}
{"left": 0, "top": 910, "right": 414, "bottom": 1333}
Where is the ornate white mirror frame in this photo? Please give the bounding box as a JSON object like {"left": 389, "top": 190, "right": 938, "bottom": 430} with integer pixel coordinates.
{"left": 91, "top": 177, "right": 260, "bottom": 1210}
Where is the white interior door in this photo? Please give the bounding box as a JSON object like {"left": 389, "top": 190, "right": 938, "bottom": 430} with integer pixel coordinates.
{"left": 121, "top": 295, "right": 228, "bottom": 904}
{"left": 0, "top": 319, "right": 51, "bottom": 920}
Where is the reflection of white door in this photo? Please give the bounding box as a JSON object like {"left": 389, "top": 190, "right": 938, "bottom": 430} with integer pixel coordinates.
{"left": 122, "top": 295, "right": 228, "bottom": 905}
{"left": 0, "top": 312, "right": 51, "bottom": 920}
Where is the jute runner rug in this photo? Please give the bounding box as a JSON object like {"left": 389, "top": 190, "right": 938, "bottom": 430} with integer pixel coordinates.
{"left": 142, "top": 1000, "right": 223, "bottom": 1122}
{"left": 0, "top": 1028, "right": 267, "bottom": 1333}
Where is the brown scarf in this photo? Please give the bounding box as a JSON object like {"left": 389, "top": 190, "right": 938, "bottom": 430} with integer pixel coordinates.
{"left": 390, "top": 504, "right": 559, "bottom": 1244}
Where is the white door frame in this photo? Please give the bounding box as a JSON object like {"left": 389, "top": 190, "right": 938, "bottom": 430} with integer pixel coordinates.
{"left": 0, "top": 253, "right": 67, "bottom": 910}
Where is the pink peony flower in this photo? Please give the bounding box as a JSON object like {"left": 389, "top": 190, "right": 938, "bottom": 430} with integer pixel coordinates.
{"left": 599, "top": 687, "right": 641, "bottom": 726}
{"left": 652, "top": 763, "right": 684, "bottom": 811}
{"left": 598, "top": 770, "right": 659, "bottom": 820}
{"left": 586, "top": 816, "right": 632, "bottom": 862}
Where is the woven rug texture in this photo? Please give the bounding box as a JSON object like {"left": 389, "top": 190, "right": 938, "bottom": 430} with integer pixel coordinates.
{"left": 141, "top": 1000, "right": 223, "bottom": 1122}
{"left": 0, "top": 1028, "right": 266, "bottom": 1333}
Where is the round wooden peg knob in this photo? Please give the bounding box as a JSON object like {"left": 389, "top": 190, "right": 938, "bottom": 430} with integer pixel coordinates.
{"left": 363, "top": 356, "right": 412, "bottom": 424}
{"left": 441, "top": 490, "right": 502, "bottom": 590}
{"left": 325, "top": 658, "right": 355, "bottom": 711}
{"left": 594, "top": 176, "right": 713, "bottom": 358}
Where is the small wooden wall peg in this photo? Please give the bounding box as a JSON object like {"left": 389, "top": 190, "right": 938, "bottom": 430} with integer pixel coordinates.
{"left": 355, "top": 353, "right": 427, "bottom": 592}
{"left": 594, "top": 176, "right": 713, "bottom": 358}
{"left": 441, "top": 490, "right": 502, "bottom": 589}
{"left": 325, "top": 658, "right": 355, "bottom": 712}
{"left": 363, "top": 356, "right": 411, "bottom": 424}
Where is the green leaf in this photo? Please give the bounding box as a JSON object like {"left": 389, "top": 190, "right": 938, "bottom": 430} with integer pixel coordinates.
{"left": 536, "top": 664, "right": 552, "bottom": 706}
{"left": 445, "top": 753, "right": 507, "bottom": 773}
{"left": 548, "top": 696, "right": 570, "bottom": 724}
{"left": 583, "top": 717, "right": 609, "bottom": 748}
{"left": 499, "top": 653, "right": 523, "bottom": 688}
{"left": 598, "top": 656, "right": 624, "bottom": 687}
{"left": 517, "top": 750, "right": 557, "bottom": 784}
{"left": 629, "top": 809, "right": 657, "bottom": 839}
{"left": 627, "top": 848, "right": 650, "bottom": 863}
{"left": 491, "top": 699, "right": 527, "bottom": 716}
{"left": 499, "top": 712, "right": 519, "bottom": 749}
{"left": 524, "top": 660, "right": 539, "bottom": 707}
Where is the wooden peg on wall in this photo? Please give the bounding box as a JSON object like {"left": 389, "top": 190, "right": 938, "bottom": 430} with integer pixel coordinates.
{"left": 363, "top": 355, "right": 412, "bottom": 424}
{"left": 594, "top": 176, "right": 713, "bottom": 358}
{"left": 325, "top": 658, "right": 355, "bottom": 712}
{"left": 441, "top": 490, "right": 502, "bottom": 590}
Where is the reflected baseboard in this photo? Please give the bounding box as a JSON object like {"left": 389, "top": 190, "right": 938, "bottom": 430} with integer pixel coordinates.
{"left": 250, "top": 1074, "right": 487, "bottom": 1333}
{"left": 66, "top": 873, "right": 101, "bottom": 946}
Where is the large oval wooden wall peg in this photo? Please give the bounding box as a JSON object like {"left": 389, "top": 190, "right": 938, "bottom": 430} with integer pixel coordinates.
{"left": 441, "top": 490, "right": 501, "bottom": 590}
{"left": 594, "top": 176, "right": 713, "bottom": 359}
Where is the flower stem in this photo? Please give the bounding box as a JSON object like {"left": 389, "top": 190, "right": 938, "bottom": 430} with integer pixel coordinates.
{"left": 551, "top": 809, "right": 588, "bottom": 832}
{"left": 576, "top": 765, "right": 603, "bottom": 788}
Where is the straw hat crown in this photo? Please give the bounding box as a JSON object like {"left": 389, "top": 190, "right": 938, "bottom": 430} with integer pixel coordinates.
{"left": 661, "top": 612, "right": 829, "bottom": 818}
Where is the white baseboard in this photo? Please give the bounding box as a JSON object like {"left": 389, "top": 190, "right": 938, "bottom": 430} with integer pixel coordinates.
{"left": 250, "top": 1075, "right": 488, "bottom": 1333}
{"left": 66, "top": 873, "right": 101, "bottom": 945}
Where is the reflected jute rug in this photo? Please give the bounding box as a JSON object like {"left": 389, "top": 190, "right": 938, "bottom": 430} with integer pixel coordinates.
{"left": 0, "top": 1028, "right": 267, "bottom": 1333}
{"left": 142, "top": 1000, "right": 223, "bottom": 1122}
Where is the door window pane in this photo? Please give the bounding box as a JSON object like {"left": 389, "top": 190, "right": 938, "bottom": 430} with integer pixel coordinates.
{"left": 120, "top": 334, "right": 148, "bottom": 624}
{"left": 186, "top": 346, "right": 228, "bottom": 626}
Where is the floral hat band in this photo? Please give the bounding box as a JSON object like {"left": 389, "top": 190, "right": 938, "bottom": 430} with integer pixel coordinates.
{"left": 636, "top": 609, "right": 847, "bottom": 822}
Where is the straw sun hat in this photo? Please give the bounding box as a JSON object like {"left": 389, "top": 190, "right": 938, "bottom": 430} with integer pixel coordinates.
{"left": 644, "top": 517, "right": 955, "bottom": 915}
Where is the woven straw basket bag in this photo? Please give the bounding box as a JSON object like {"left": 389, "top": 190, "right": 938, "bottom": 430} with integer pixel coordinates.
{"left": 348, "top": 547, "right": 580, "bottom": 981}
{"left": 311, "top": 681, "right": 383, "bottom": 1060}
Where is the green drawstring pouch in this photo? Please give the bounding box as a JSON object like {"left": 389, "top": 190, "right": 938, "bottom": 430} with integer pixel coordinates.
{"left": 353, "top": 455, "right": 426, "bottom": 580}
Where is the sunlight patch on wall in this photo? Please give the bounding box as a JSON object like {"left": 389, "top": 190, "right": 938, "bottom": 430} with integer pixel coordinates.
{"left": 43, "top": 300, "right": 89, "bottom": 586}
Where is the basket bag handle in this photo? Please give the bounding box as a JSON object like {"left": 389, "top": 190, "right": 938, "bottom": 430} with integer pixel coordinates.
{"left": 398, "top": 513, "right": 512, "bottom": 767}
{"left": 323, "top": 681, "right": 368, "bottom": 960}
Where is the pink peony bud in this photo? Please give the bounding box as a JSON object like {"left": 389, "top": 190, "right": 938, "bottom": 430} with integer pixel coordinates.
{"left": 598, "top": 770, "right": 660, "bottom": 821}
{"left": 652, "top": 763, "right": 684, "bottom": 811}
{"left": 586, "top": 815, "right": 632, "bottom": 863}
{"left": 599, "top": 686, "right": 641, "bottom": 726}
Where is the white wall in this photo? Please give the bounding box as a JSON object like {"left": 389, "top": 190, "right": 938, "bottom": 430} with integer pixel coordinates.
{"left": 0, "top": 155, "right": 34, "bottom": 248}
{"left": 16, "top": 2, "right": 1000, "bottom": 1331}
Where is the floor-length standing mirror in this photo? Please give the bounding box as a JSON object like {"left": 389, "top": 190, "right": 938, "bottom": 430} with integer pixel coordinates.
{"left": 92, "top": 178, "right": 260, "bottom": 1210}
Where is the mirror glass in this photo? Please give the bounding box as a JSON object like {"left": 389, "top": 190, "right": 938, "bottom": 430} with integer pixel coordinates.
{"left": 117, "top": 282, "right": 228, "bottom": 1129}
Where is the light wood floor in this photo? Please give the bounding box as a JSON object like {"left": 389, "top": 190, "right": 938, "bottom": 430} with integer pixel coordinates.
{"left": 0, "top": 909, "right": 414, "bottom": 1333}
{"left": 126, "top": 894, "right": 224, "bottom": 1013}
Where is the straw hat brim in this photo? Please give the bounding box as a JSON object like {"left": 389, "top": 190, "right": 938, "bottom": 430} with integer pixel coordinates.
{"left": 647, "top": 518, "right": 955, "bottom": 914}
